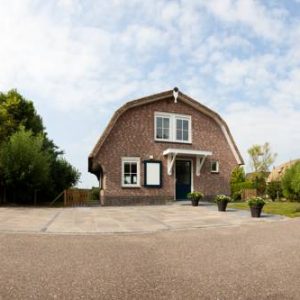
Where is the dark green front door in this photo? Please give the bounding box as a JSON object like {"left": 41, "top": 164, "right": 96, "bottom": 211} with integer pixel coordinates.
{"left": 175, "top": 160, "right": 191, "bottom": 200}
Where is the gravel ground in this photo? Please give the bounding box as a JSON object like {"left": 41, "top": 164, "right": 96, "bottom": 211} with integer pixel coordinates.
{"left": 0, "top": 219, "right": 299, "bottom": 300}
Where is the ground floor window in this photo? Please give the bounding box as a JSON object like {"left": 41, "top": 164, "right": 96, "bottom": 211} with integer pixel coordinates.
{"left": 122, "top": 157, "right": 140, "bottom": 187}
{"left": 211, "top": 161, "right": 219, "bottom": 173}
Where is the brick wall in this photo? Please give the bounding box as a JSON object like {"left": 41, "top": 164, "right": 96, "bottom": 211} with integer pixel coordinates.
{"left": 94, "top": 96, "right": 238, "bottom": 205}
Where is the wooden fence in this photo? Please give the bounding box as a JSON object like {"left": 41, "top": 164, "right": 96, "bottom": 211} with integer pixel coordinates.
{"left": 64, "top": 189, "right": 91, "bottom": 206}
{"left": 241, "top": 188, "right": 257, "bottom": 201}
{"left": 50, "top": 188, "right": 99, "bottom": 207}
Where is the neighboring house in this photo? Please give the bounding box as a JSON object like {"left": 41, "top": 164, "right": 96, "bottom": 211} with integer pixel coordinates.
{"left": 89, "top": 88, "right": 244, "bottom": 206}
{"left": 267, "top": 159, "right": 299, "bottom": 183}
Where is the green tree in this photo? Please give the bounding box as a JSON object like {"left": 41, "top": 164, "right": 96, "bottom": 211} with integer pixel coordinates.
{"left": 230, "top": 166, "right": 246, "bottom": 185}
{"left": 49, "top": 157, "right": 81, "bottom": 197}
{"left": 230, "top": 166, "right": 249, "bottom": 200}
{"left": 266, "top": 181, "right": 282, "bottom": 201}
{"left": 0, "top": 90, "right": 44, "bottom": 142}
{"left": 281, "top": 162, "right": 300, "bottom": 201}
{"left": 0, "top": 89, "right": 80, "bottom": 203}
{"left": 0, "top": 128, "right": 50, "bottom": 202}
{"left": 247, "top": 142, "right": 277, "bottom": 172}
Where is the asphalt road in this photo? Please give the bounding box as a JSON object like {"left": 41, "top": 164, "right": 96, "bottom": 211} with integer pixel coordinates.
{"left": 0, "top": 219, "right": 299, "bottom": 300}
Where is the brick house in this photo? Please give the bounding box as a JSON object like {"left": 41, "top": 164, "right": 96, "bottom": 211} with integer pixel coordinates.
{"left": 89, "top": 88, "right": 244, "bottom": 206}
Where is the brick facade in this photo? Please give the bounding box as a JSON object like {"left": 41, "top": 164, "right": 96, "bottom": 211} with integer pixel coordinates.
{"left": 90, "top": 92, "right": 242, "bottom": 206}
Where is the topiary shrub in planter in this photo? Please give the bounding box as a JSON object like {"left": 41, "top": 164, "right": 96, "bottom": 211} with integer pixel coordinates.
{"left": 247, "top": 197, "right": 266, "bottom": 218}
{"left": 215, "top": 194, "right": 231, "bottom": 211}
{"left": 187, "top": 191, "right": 204, "bottom": 206}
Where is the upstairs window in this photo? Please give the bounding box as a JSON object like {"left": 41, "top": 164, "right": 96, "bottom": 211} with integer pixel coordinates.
{"left": 122, "top": 157, "right": 140, "bottom": 187}
{"left": 176, "top": 117, "right": 190, "bottom": 142}
{"left": 155, "top": 112, "right": 191, "bottom": 143}
{"left": 156, "top": 116, "right": 170, "bottom": 140}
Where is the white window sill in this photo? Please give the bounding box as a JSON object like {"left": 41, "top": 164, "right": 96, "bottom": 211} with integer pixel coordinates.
{"left": 155, "top": 139, "right": 192, "bottom": 144}
{"left": 121, "top": 185, "right": 141, "bottom": 188}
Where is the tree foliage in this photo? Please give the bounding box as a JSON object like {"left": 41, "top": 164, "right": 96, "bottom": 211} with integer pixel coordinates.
{"left": 230, "top": 166, "right": 246, "bottom": 185}
{"left": 266, "top": 181, "right": 282, "bottom": 201}
{"left": 0, "top": 128, "right": 50, "bottom": 200}
{"left": 0, "top": 90, "right": 44, "bottom": 142}
{"left": 0, "top": 89, "right": 80, "bottom": 204}
{"left": 281, "top": 162, "right": 300, "bottom": 201}
{"left": 230, "top": 166, "right": 250, "bottom": 201}
{"left": 49, "top": 158, "right": 81, "bottom": 195}
{"left": 250, "top": 172, "right": 267, "bottom": 196}
{"left": 247, "top": 142, "right": 277, "bottom": 172}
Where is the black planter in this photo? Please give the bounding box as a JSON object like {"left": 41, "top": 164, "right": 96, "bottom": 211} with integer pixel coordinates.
{"left": 191, "top": 199, "right": 199, "bottom": 206}
{"left": 217, "top": 201, "right": 228, "bottom": 212}
{"left": 250, "top": 205, "right": 264, "bottom": 218}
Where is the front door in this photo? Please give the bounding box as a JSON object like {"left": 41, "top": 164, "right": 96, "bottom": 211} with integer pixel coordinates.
{"left": 175, "top": 160, "right": 191, "bottom": 200}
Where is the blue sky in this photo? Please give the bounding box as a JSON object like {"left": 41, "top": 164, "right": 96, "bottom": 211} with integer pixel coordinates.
{"left": 0, "top": 0, "right": 300, "bottom": 187}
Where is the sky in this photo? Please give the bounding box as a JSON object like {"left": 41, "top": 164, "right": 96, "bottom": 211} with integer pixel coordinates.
{"left": 0, "top": 0, "right": 300, "bottom": 187}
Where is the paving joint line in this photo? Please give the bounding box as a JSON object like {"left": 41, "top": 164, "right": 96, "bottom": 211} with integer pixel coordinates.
{"left": 40, "top": 211, "right": 61, "bottom": 232}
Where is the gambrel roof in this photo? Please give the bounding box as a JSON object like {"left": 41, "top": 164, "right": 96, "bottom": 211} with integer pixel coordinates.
{"left": 89, "top": 90, "right": 244, "bottom": 173}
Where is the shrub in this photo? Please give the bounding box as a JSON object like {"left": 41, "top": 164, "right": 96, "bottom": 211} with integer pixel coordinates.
{"left": 215, "top": 194, "right": 231, "bottom": 203}
{"left": 89, "top": 187, "right": 100, "bottom": 200}
{"left": 281, "top": 162, "right": 300, "bottom": 201}
{"left": 251, "top": 173, "right": 267, "bottom": 195}
{"left": 231, "top": 181, "right": 254, "bottom": 195}
{"left": 230, "top": 166, "right": 246, "bottom": 185}
{"left": 232, "top": 191, "right": 242, "bottom": 202}
{"left": 187, "top": 191, "right": 203, "bottom": 201}
{"left": 266, "top": 181, "right": 282, "bottom": 201}
{"left": 247, "top": 197, "right": 266, "bottom": 208}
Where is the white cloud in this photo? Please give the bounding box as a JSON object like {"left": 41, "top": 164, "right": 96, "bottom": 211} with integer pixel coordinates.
{"left": 225, "top": 102, "right": 300, "bottom": 170}
{"left": 202, "top": 0, "right": 285, "bottom": 41}
{"left": 0, "top": 0, "right": 299, "bottom": 186}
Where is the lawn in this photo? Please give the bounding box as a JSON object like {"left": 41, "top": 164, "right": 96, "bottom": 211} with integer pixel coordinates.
{"left": 228, "top": 201, "right": 300, "bottom": 218}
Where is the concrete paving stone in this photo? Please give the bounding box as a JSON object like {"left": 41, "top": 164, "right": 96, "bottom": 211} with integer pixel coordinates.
{"left": 0, "top": 202, "right": 286, "bottom": 234}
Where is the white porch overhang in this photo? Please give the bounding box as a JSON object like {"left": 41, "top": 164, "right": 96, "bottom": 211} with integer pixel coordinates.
{"left": 163, "top": 148, "right": 212, "bottom": 176}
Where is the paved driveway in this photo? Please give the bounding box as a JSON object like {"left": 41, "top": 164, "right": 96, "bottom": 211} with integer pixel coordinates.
{"left": 0, "top": 202, "right": 284, "bottom": 234}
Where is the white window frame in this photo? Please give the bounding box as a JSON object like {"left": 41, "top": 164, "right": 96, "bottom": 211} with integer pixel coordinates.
{"left": 154, "top": 112, "right": 192, "bottom": 144}
{"left": 211, "top": 160, "right": 219, "bottom": 173}
{"left": 121, "top": 157, "right": 141, "bottom": 187}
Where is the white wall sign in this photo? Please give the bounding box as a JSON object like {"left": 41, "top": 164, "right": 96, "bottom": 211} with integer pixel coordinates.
{"left": 144, "top": 161, "right": 162, "bottom": 187}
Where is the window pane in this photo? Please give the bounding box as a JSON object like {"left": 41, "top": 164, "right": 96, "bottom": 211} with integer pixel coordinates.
{"left": 183, "top": 130, "right": 188, "bottom": 141}
{"left": 163, "top": 128, "right": 169, "bottom": 139}
{"left": 124, "top": 175, "right": 131, "bottom": 184}
{"left": 156, "top": 117, "right": 162, "bottom": 128}
{"left": 131, "top": 174, "right": 137, "bottom": 184}
{"left": 156, "top": 128, "right": 163, "bottom": 139}
{"left": 183, "top": 120, "right": 189, "bottom": 130}
{"left": 176, "top": 119, "right": 182, "bottom": 130}
{"left": 131, "top": 163, "right": 137, "bottom": 174}
{"left": 163, "top": 118, "right": 170, "bottom": 129}
{"left": 211, "top": 162, "right": 218, "bottom": 171}
{"left": 176, "top": 129, "right": 182, "bottom": 140}
{"left": 124, "top": 163, "right": 130, "bottom": 173}
{"left": 123, "top": 159, "right": 139, "bottom": 186}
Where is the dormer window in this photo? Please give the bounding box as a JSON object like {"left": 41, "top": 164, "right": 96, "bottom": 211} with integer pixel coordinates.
{"left": 155, "top": 112, "right": 191, "bottom": 143}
